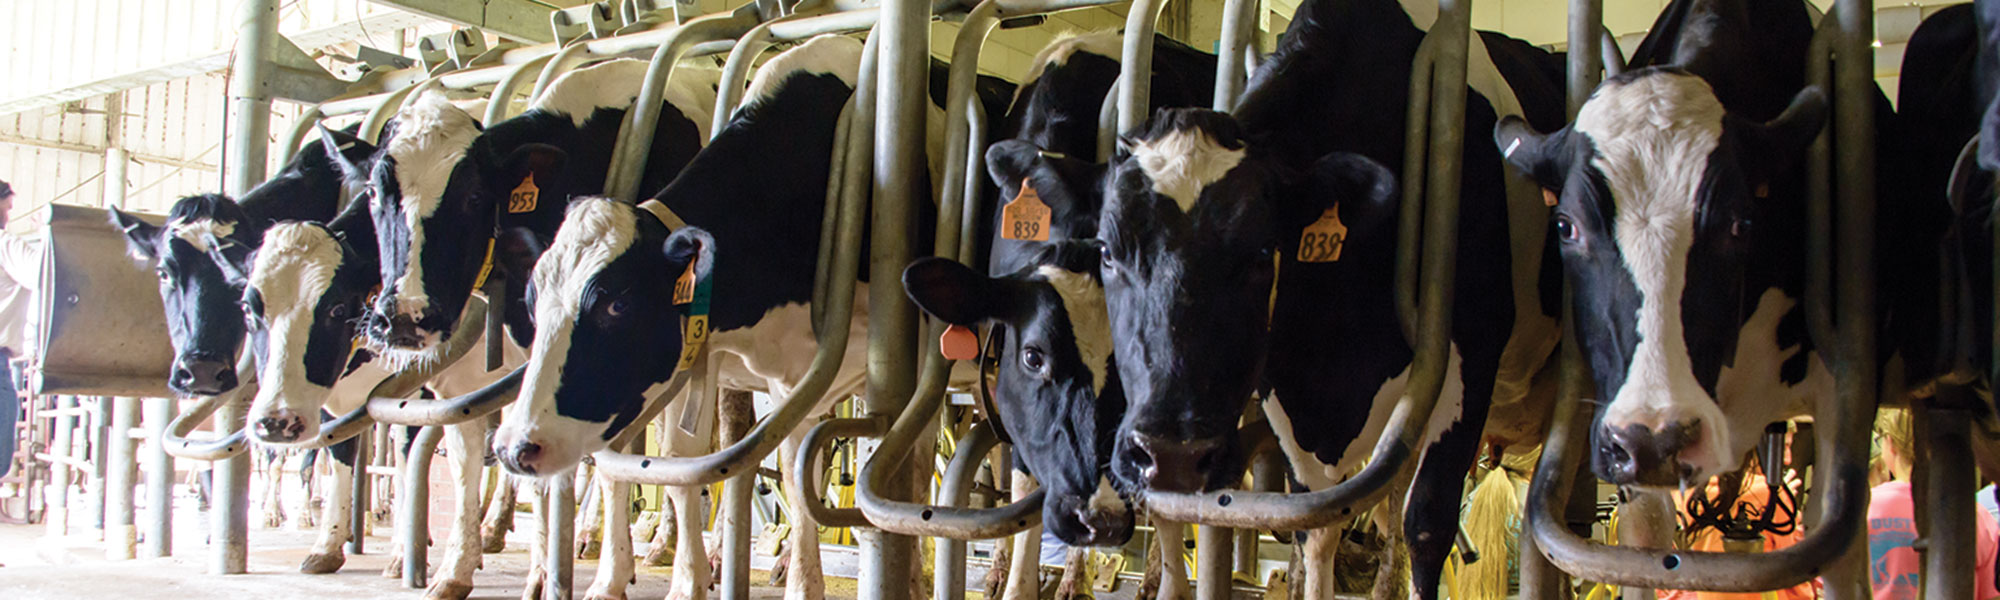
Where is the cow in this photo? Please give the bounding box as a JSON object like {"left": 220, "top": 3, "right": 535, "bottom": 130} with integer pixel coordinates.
{"left": 1065, "top": 1, "right": 1567, "bottom": 598}
{"left": 1492, "top": 0, "right": 1924, "bottom": 495}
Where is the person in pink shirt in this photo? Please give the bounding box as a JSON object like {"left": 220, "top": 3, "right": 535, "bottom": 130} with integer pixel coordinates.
{"left": 1867, "top": 407, "right": 2000, "bottom": 600}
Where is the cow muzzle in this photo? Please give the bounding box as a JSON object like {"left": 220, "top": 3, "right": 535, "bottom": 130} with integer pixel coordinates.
{"left": 252, "top": 407, "right": 309, "bottom": 444}
{"left": 372, "top": 312, "right": 439, "bottom": 350}
{"left": 1122, "top": 431, "right": 1227, "bottom": 492}
{"left": 1593, "top": 419, "right": 1709, "bottom": 487}
{"left": 171, "top": 356, "right": 237, "bottom": 396}
{"left": 1046, "top": 491, "right": 1135, "bottom": 547}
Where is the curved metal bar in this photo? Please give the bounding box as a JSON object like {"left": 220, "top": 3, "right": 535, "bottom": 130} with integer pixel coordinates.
{"left": 854, "top": 347, "right": 1047, "bottom": 538}
{"left": 1804, "top": 13, "right": 1837, "bottom": 345}
{"left": 936, "top": 0, "right": 1004, "bottom": 268}
{"left": 795, "top": 417, "right": 884, "bottom": 528}
{"left": 359, "top": 76, "right": 444, "bottom": 143}
{"left": 588, "top": 29, "right": 879, "bottom": 487}
{"left": 1395, "top": 34, "right": 1438, "bottom": 346}
{"left": 603, "top": 6, "right": 765, "bottom": 201}
{"left": 528, "top": 43, "right": 596, "bottom": 104}
{"left": 400, "top": 424, "right": 444, "bottom": 588}
{"left": 1212, "top": 0, "right": 1260, "bottom": 110}
{"left": 712, "top": 15, "right": 800, "bottom": 136}
{"left": 1114, "top": 0, "right": 1170, "bottom": 133}
{"left": 487, "top": 54, "right": 557, "bottom": 125}
{"left": 813, "top": 100, "right": 857, "bottom": 332}
{"left": 276, "top": 106, "right": 325, "bottom": 168}
{"left": 367, "top": 368, "right": 526, "bottom": 426}
{"left": 934, "top": 420, "right": 1013, "bottom": 600}
{"left": 162, "top": 387, "right": 252, "bottom": 461}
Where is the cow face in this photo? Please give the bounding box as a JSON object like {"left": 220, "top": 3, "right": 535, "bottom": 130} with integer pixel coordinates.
{"left": 492, "top": 198, "right": 709, "bottom": 476}
{"left": 365, "top": 93, "right": 559, "bottom": 364}
{"left": 1096, "top": 108, "right": 1398, "bottom": 493}
{"left": 213, "top": 223, "right": 376, "bottom": 446}
{"left": 1496, "top": 69, "right": 1826, "bottom": 488}
{"left": 904, "top": 245, "right": 1132, "bottom": 546}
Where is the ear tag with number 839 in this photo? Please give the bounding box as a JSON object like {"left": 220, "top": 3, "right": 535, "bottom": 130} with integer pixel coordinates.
{"left": 1297, "top": 205, "right": 1347, "bottom": 263}
{"left": 1001, "top": 179, "right": 1051, "bottom": 242}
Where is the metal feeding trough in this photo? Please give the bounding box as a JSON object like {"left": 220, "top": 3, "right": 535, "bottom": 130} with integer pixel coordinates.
{"left": 35, "top": 204, "right": 174, "bottom": 397}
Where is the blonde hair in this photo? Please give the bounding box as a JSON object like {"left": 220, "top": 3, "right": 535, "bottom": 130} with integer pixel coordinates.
{"left": 1874, "top": 406, "right": 1913, "bottom": 478}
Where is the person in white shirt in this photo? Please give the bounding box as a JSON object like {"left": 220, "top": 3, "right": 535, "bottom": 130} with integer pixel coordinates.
{"left": 0, "top": 180, "right": 43, "bottom": 478}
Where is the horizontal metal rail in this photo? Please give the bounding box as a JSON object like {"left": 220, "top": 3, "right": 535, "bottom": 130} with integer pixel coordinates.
{"left": 795, "top": 416, "right": 885, "bottom": 528}
{"left": 855, "top": 346, "right": 1046, "bottom": 539}
{"left": 935, "top": 420, "right": 1019, "bottom": 600}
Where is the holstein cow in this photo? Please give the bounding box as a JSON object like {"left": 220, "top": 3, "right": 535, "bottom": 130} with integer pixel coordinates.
{"left": 490, "top": 35, "right": 878, "bottom": 600}
{"left": 109, "top": 128, "right": 376, "bottom": 570}
{"left": 1083, "top": 0, "right": 1566, "bottom": 598}
{"left": 1493, "top": 0, "right": 1926, "bottom": 494}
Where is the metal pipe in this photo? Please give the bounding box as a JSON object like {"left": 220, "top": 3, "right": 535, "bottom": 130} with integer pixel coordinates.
{"left": 935, "top": 421, "right": 1007, "bottom": 600}
{"left": 1598, "top": 27, "right": 1624, "bottom": 78}
{"left": 1804, "top": 16, "right": 1837, "bottom": 345}
{"left": 712, "top": 16, "right": 796, "bottom": 136}
{"left": 105, "top": 396, "right": 139, "bottom": 560}
{"left": 46, "top": 395, "right": 74, "bottom": 537}
{"left": 1115, "top": 0, "right": 1170, "bottom": 132}
{"left": 718, "top": 390, "right": 755, "bottom": 600}
{"left": 528, "top": 43, "right": 597, "bottom": 104}
{"left": 796, "top": 417, "right": 884, "bottom": 528}
{"left": 402, "top": 425, "right": 444, "bottom": 588}
{"left": 368, "top": 368, "right": 525, "bottom": 426}
{"left": 276, "top": 106, "right": 324, "bottom": 168}
{"left": 547, "top": 468, "right": 577, "bottom": 600}
{"left": 1211, "top": 0, "right": 1259, "bottom": 110}
{"left": 142, "top": 396, "right": 172, "bottom": 558}
{"left": 813, "top": 102, "right": 856, "bottom": 331}
{"left": 854, "top": 349, "right": 1046, "bottom": 538}
{"left": 1568, "top": 0, "right": 1605, "bottom": 119}
{"left": 602, "top": 7, "right": 762, "bottom": 201}
{"left": 1394, "top": 34, "right": 1435, "bottom": 345}
{"left": 489, "top": 55, "right": 558, "bottom": 125}
{"left": 359, "top": 77, "right": 443, "bottom": 144}
{"left": 1923, "top": 401, "right": 1975, "bottom": 600}
{"left": 1196, "top": 525, "right": 1233, "bottom": 600}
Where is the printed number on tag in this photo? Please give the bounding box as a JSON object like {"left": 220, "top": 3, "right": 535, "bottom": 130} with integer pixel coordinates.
{"left": 674, "top": 263, "right": 696, "bottom": 305}
{"left": 508, "top": 174, "right": 540, "bottom": 214}
{"left": 1001, "top": 179, "right": 1051, "bottom": 242}
{"left": 1297, "top": 206, "right": 1347, "bottom": 263}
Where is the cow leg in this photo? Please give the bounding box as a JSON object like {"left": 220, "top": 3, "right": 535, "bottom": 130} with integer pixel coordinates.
{"left": 302, "top": 439, "right": 357, "bottom": 574}
{"left": 1152, "top": 519, "right": 1189, "bottom": 600}
{"left": 482, "top": 472, "right": 517, "bottom": 553}
{"left": 261, "top": 450, "right": 287, "bottom": 529}
{"left": 643, "top": 498, "right": 677, "bottom": 566}
{"left": 520, "top": 480, "right": 549, "bottom": 600}
{"left": 665, "top": 484, "right": 712, "bottom": 600}
{"left": 1054, "top": 547, "right": 1089, "bottom": 600}
{"left": 1001, "top": 471, "right": 1041, "bottom": 600}
{"left": 424, "top": 422, "right": 487, "bottom": 600}
{"left": 778, "top": 434, "right": 825, "bottom": 600}
{"left": 1298, "top": 526, "right": 1341, "bottom": 600}
{"left": 1403, "top": 424, "right": 1489, "bottom": 600}
{"left": 300, "top": 449, "right": 322, "bottom": 530}
{"left": 1368, "top": 478, "right": 1412, "bottom": 600}
{"left": 585, "top": 474, "right": 636, "bottom": 600}
{"left": 575, "top": 465, "right": 603, "bottom": 559}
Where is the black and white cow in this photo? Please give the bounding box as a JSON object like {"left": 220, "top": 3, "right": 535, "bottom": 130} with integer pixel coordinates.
{"left": 110, "top": 128, "right": 375, "bottom": 396}
{"left": 490, "top": 35, "right": 874, "bottom": 600}
{"left": 1493, "top": 0, "right": 1921, "bottom": 492}
{"left": 1074, "top": 0, "right": 1566, "bottom": 598}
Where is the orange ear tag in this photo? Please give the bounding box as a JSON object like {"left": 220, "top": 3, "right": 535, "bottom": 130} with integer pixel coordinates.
{"left": 1754, "top": 183, "right": 1770, "bottom": 198}
{"left": 508, "top": 173, "right": 540, "bottom": 214}
{"left": 673, "top": 262, "right": 696, "bottom": 305}
{"left": 1297, "top": 205, "right": 1348, "bottom": 263}
{"left": 940, "top": 325, "right": 979, "bottom": 360}
{"left": 1001, "top": 179, "right": 1051, "bottom": 242}
{"left": 1542, "top": 188, "right": 1559, "bottom": 207}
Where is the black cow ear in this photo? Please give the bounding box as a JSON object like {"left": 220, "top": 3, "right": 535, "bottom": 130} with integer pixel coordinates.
{"left": 1304, "top": 152, "right": 1399, "bottom": 232}
{"left": 662, "top": 225, "right": 714, "bottom": 292}
{"left": 318, "top": 125, "right": 372, "bottom": 183}
{"left": 502, "top": 143, "right": 568, "bottom": 189}
{"left": 1495, "top": 116, "right": 1571, "bottom": 190}
{"left": 107, "top": 207, "right": 162, "bottom": 262}
{"left": 1739, "top": 86, "right": 1829, "bottom": 189}
{"left": 984, "top": 140, "right": 1042, "bottom": 190}
{"left": 205, "top": 234, "right": 256, "bottom": 286}
{"left": 903, "top": 257, "right": 1001, "bottom": 327}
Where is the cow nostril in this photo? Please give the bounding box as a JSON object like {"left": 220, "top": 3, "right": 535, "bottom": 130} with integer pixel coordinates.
{"left": 172, "top": 368, "right": 194, "bottom": 386}
{"left": 515, "top": 442, "right": 543, "bottom": 465}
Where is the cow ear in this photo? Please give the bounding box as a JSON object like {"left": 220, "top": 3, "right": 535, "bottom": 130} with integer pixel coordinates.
{"left": 984, "top": 140, "right": 1043, "bottom": 190}
{"left": 1303, "top": 152, "right": 1399, "bottom": 233}
{"left": 107, "top": 207, "right": 162, "bottom": 262}
{"left": 495, "top": 227, "right": 545, "bottom": 347}
{"left": 662, "top": 225, "right": 714, "bottom": 299}
{"left": 204, "top": 234, "right": 257, "bottom": 287}
{"left": 502, "top": 143, "right": 568, "bottom": 189}
{"left": 1739, "top": 86, "right": 1828, "bottom": 188}
{"left": 1494, "top": 116, "right": 1570, "bottom": 190}
{"left": 903, "top": 257, "right": 1001, "bottom": 327}
{"left": 985, "top": 140, "right": 1103, "bottom": 217}
{"left": 318, "top": 124, "right": 372, "bottom": 183}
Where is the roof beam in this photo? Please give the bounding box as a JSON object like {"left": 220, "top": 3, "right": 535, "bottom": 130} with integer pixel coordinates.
{"left": 363, "top": 0, "right": 559, "bottom": 44}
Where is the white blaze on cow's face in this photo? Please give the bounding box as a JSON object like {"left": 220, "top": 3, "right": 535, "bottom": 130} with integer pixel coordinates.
{"left": 1497, "top": 68, "right": 1829, "bottom": 488}
{"left": 241, "top": 223, "right": 369, "bottom": 446}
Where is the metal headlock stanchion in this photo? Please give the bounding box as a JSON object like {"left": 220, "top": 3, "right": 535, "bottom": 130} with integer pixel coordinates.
{"left": 142, "top": 396, "right": 173, "bottom": 558}
{"left": 1524, "top": 0, "right": 1878, "bottom": 594}
{"left": 1514, "top": 0, "right": 1604, "bottom": 597}
{"left": 1135, "top": 0, "right": 1469, "bottom": 533}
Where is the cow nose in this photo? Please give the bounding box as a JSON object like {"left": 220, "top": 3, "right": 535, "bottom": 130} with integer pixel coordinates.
{"left": 500, "top": 441, "right": 544, "bottom": 476}
{"left": 172, "top": 358, "right": 236, "bottom": 396}
{"left": 380, "top": 314, "right": 429, "bottom": 349}
{"left": 254, "top": 408, "right": 306, "bottom": 443}
{"left": 1127, "top": 432, "right": 1224, "bottom": 492}
{"left": 1596, "top": 420, "right": 1702, "bottom": 487}
{"left": 1072, "top": 507, "right": 1130, "bottom": 546}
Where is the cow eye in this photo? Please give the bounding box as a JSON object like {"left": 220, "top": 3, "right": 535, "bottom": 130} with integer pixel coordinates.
{"left": 607, "top": 297, "right": 630, "bottom": 317}
{"left": 1554, "top": 215, "right": 1578, "bottom": 243}
{"left": 1020, "top": 347, "right": 1047, "bottom": 375}
{"left": 329, "top": 303, "right": 348, "bottom": 320}
{"left": 1097, "top": 244, "right": 1116, "bottom": 271}
{"left": 156, "top": 268, "right": 170, "bottom": 283}
{"left": 1731, "top": 218, "right": 1751, "bottom": 238}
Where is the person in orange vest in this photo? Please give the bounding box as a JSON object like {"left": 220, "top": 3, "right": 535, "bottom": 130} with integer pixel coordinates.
{"left": 1660, "top": 427, "right": 1817, "bottom": 600}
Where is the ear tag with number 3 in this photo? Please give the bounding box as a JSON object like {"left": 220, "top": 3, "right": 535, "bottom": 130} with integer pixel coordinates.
{"left": 1297, "top": 205, "right": 1348, "bottom": 263}
{"left": 1001, "top": 179, "right": 1051, "bottom": 242}
{"left": 508, "top": 173, "right": 540, "bottom": 214}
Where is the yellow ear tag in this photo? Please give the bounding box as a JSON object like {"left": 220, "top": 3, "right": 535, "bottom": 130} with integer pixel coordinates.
{"left": 471, "top": 238, "right": 496, "bottom": 290}
{"left": 1297, "top": 205, "right": 1348, "bottom": 263}
{"left": 1542, "top": 188, "right": 1559, "bottom": 207}
{"left": 674, "top": 262, "right": 695, "bottom": 305}
{"left": 940, "top": 325, "right": 979, "bottom": 360}
{"left": 676, "top": 314, "right": 708, "bottom": 371}
{"left": 1001, "top": 178, "right": 1051, "bottom": 242}
{"left": 508, "top": 173, "right": 540, "bottom": 214}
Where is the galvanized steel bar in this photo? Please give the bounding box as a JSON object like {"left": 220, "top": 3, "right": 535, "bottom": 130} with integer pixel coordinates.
{"left": 1196, "top": 525, "right": 1233, "bottom": 600}
{"left": 718, "top": 391, "right": 755, "bottom": 600}
{"left": 1804, "top": 16, "right": 1837, "bottom": 345}
{"left": 935, "top": 422, "right": 1007, "bottom": 600}
{"left": 1567, "top": 0, "right": 1604, "bottom": 118}
{"left": 1211, "top": 0, "right": 1259, "bottom": 110}
{"left": 348, "top": 430, "right": 368, "bottom": 555}
{"left": 104, "top": 396, "right": 139, "bottom": 560}
{"left": 546, "top": 469, "right": 577, "bottom": 600}
{"left": 276, "top": 106, "right": 325, "bottom": 168}
{"left": 402, "top": 425, "right": 445, "bottom": 588}
{"left": 360, "top": 77, "right": 444, "bottom": 144}
{"left": 489, "top": 55, "right": 558, "bottom": 125}
{"left": 1922, "top": 402, "right": 1975, "bottom": 600}
{"left": 854, "top": 351, "right": 1046, "bottom": 538}
{"left": 1115, "top": 0, "right": 1169, "bottom": 132}
{"left": 1394, "top": 35, "right": 1435, "bottom": 345}
{"left": 797, "top": 417, "right": 882, "bottom": 528}
{"left": 161, "top": 382, "right": 252, "bottom": 461}
{"left": 601, "top": 7, "right": 762, "bottom": 201}
{"left": 46, "top": 395, "right": 73, "bottom": 536}
{"left": 142, "top": 396, "right": 173, "bottom": 558}
{"left": 712, "top": 17, "right": 793, "bottom": 136}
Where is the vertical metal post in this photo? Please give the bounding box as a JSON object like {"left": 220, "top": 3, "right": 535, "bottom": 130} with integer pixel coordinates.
{"left": 214, "top": 0, "right": 279, "bottom": 575}
{"left": 1196, "top": 525, "right": 1234, "bottom": 600}
{"left": 547, "top": 470, "right": 577, "bottom": 600}
{"left": 47, "top": 395, "right": 74, "bottom": 537}
{"left": 719, "top": 390, "right": 754, "bottom": 600}
{"left": 1212, "top": 0, "right": 1259, "bottom": 111}
{"left": 1616, "top": 491, "right": 1673, "bottom": 600}
{"left": 863, "top": 0, "right": 930, "bottom": 596}
{"left": 1921, "top": 401, "right": 1974, "bottom": 600}
{"left": 403, "top": 425, "right": 443, "bottom": 587}
{"left": 1822, "top": 0, "right": 1876, "bottom": 597}
{"left": 348, "top": 432, "right": 369, "bottom": 555}
{"left": 1117, "top": 0, "right": 1171, "bottom": 132}
{"left": 143, "top": 397, "right": 172, "bottom": 558}
{"left": 86, "top": 397, "right": 108, "bottom": 532}
{"left": 105, "top": 397, "right": 139, "bottom": 559}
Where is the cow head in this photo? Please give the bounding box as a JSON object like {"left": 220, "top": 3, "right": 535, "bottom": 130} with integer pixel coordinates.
{"left": 493, "top": 198, "right": 710, "bottom": 476}
{"left": 365, "top": 92, "right": 561, "bottom": 364}
{"left": 213, "top": 220, "right": 378, "bottom": 446}
{"left": 1095, "top": 108, "right": 1398, "bottom": 493}
{"left": 109, "top": 128, "right": 373, "bottom": 397}
{"left": 1495, "top": 68, "right": 1826, "bottom": 488}
{"left": 904, "top": 243, "right": 1131, "bottom": 546}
